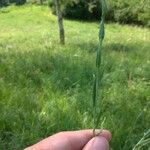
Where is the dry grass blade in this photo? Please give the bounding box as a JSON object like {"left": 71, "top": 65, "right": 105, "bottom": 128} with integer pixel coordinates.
{"left": 132, "top": 129, "right": 150, "bottom": 150}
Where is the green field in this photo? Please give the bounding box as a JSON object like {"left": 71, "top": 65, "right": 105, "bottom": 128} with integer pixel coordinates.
{"left": 0, "top": 5, "right": 150, "bottom": 150}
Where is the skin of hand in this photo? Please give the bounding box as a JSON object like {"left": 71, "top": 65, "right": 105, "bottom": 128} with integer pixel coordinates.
{"left": 25, "top": 129, "right": 111, "bottom": 150}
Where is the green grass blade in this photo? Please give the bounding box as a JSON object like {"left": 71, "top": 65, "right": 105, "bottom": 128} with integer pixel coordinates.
{"left": 92, "top": 0, "right": 107, "bottom": 137}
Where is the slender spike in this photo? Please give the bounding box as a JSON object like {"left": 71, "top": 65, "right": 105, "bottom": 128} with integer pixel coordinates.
{"left": 92, "top": 75, "right": 97, "bottom": 136}
{"left": 92, "top": 0, "right": 107, "bottom": 137}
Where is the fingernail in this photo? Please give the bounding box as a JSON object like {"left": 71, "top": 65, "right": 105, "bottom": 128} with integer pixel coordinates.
{"left": 94, "top": 129, "right": 103, "bottom": 135}
{"left": 94, "top": 129, "right": 112, "bottom": 142}
{"left": 99, "top": 130, "right": 112, "bottom": 142}
{"left": 83, "top": 136, "right": 109, "bottom": 150}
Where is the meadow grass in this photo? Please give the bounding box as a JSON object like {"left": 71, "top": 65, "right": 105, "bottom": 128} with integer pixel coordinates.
{"left": 0, "top": 5, "right": 150, "bottom": 150}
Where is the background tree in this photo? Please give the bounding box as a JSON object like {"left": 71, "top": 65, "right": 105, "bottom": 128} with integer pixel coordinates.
{"left": 55, "top": 0, "right": 65, "bottom": 44}
{"left": 49, "top": 0, "right": 150, "bottom": 27}
{"left": 40, "top": 0, "right": 43, "bottom": 5}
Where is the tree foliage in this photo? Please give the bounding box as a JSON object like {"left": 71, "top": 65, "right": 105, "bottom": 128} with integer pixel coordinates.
{"left": 48, "top": 0, "right": 102, "bottom": 19}
{"left": 49, "top": 0, "right": 150, "bottom": 27}
{"left": 107, "top": 0, "right": 150, "bottom": 26}
{"left": 0, "top": 0, "right": 26, "bottom": 7}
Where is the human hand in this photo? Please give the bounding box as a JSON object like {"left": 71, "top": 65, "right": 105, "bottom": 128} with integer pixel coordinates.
{"left": 25, "top": 129, "right": 111, "bottom": 150}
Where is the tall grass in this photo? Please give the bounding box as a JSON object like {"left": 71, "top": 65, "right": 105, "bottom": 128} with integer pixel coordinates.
{"left": 133, "top": 129, "right": 150, "bottom": 150}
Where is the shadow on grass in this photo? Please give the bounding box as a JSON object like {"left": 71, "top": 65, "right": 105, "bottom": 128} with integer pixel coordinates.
{"left": 68, "top": 42, "right": 98, "bottom": 53}
{"left": 69, "top": 41, "right": 145, "bottom": 54}
{"left": 0, "top": 49, "right": 95, "bottom": 91}
{"left": 105, "top": 42, "right": 140, "bottom": 52}
{"left": 1, "top": 40, "right": 142, "bottom": 91}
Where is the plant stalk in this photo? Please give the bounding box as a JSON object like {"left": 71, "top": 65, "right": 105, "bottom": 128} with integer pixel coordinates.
{"left": 92, "top": 0, "right": 107, "bottom": 137}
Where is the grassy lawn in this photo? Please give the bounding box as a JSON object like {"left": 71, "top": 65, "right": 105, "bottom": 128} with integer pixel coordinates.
{"left": 0, "top": 5, "right": 150, "bottom": 150}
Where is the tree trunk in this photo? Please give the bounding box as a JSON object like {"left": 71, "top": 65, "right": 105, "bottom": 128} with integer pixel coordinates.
{"left": 55, "top": 0, "right": 65, "bottom": 44}
{"left": 40, "top": 0, "right": 43, "bottom": 5}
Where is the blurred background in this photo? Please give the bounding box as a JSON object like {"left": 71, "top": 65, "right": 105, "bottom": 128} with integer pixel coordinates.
{"left": 0, "top": 0, "right": 150, "bottom": 150}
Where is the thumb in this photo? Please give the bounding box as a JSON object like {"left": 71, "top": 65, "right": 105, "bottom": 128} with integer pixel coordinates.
{"left": 83, "top": 136, "right": 109, "bottom": 150}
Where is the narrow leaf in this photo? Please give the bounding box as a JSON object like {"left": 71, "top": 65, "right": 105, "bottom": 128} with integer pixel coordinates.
{"left": 99, "top": 20, "right": 105, "bottom": 41}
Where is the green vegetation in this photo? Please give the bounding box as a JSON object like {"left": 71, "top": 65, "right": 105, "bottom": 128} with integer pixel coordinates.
{"left": 49, "top": 0, "right": 150, "bottom": 27}
{"left": 92, "top": 0, "right": 107, "bottom": 136}
{"left": 1, "top": 0, "right": 150, "bottom": 26}
{"left": 133, "top": 129, "right": 150, "bottom": 150}
{"left": 0, "top": 0, "right": 26, "bottom": 7}
{"left": 0, "top": 5, "right": 150, "bottom": 150}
